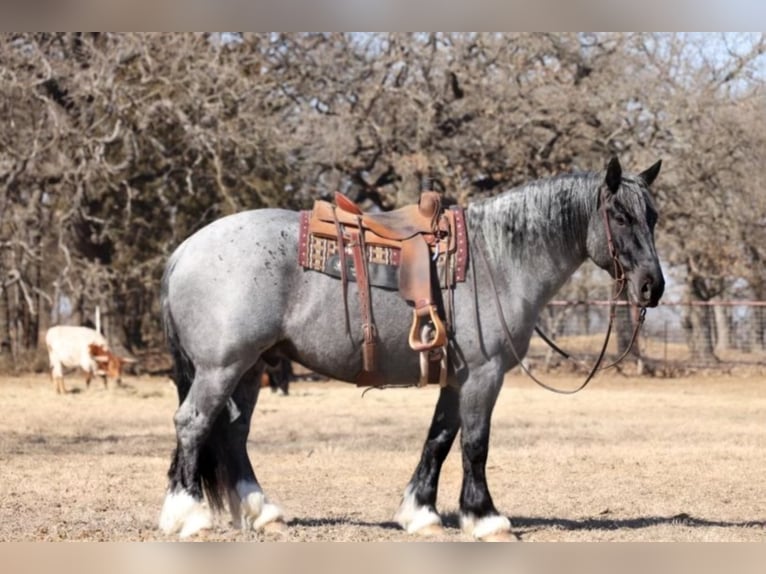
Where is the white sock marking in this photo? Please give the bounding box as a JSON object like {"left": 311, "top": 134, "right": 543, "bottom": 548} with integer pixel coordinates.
{"left": 235, "top": 480, "right": 283, "bottom": 530}
{"left": 159, "top": 490, "right": 212, "bottom": 537}
{"left": 460, "top": 514, "right": 511, "bottom": 539}
{"left": 394, "top": 485, "right": 442, "bottom": 534}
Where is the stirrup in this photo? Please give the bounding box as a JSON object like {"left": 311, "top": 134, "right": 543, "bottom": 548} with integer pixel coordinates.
{"left": 408, "top": 305, "right": 446, "bottom": 352}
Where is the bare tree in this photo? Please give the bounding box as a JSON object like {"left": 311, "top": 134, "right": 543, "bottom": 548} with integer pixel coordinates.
{"left": 0, "top": 32, "right": 763, "bottom": 370}
{"left": 634, "top": 33, "right": 766, "bottom": 361}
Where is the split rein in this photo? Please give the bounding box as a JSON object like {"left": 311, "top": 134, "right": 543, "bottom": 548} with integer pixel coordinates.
{"left": 475, "top": 196, "right": 647, "bottom": 395}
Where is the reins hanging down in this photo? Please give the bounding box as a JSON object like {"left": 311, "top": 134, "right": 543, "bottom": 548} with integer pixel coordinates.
{"left": 534, "top": 305, "right": 646, "bottom": 374}
{"left": 473, "top": 191, "right": 646, "bottom": 395}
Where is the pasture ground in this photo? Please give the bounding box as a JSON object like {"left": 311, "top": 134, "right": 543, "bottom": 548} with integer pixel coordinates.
{"left": 1, "top": 371, "right": 765, "bottom": 542}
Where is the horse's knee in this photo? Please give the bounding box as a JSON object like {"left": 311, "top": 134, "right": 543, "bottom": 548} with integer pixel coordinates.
{"left": 173, "top": 400, "right": 208, "bottom": 437}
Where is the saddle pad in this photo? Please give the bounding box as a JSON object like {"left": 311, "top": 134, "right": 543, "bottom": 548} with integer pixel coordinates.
{"left": 297, "top": 209, "right": 469, "bottom": 288}
{"left": 301, "top": 232, "right": 461, "bottom": 290}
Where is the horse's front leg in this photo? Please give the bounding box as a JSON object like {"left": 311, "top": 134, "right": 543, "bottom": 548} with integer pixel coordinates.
{"left": 458, "top": 366, "right": 513, "bottom": 541}
{"left": 394, "top": 384, "right": 460, "bottom": 536}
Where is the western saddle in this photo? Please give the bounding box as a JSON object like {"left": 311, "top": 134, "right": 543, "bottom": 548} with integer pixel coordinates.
{"left": 299, "top": 191, "right": 468, "bottom": 386}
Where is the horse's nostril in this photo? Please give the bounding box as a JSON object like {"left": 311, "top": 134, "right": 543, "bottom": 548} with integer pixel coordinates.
{"left": 641, "top": 278, "right": 653, "bottom": 298}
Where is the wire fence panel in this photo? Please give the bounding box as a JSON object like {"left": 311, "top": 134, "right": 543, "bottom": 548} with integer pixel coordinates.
{"left": 527, "top": 301, "right": 766, "bottom": 374}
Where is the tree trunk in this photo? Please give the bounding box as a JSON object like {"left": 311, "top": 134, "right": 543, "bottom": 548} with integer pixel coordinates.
{"left": 750, "top": 285, "right": 766, "bottom": 353}
{"left": 713, "top": 303, "right": 731, "bottom": 353}
{"left": 2, "top": 273, "right": 10, "bottom": 357}
{"left": 682, "top": 273, "right": 720, "bottom": 364}
{"left": 683, "top": 303, "right": 717, "bottom": 363}
{"left": 11, "top": 282, "right": 20, "bottom": 370}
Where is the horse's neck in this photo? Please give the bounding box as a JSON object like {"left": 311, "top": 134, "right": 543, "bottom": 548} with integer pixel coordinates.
{"left": 467, "top": 177, "right": 596, "bottom": 310}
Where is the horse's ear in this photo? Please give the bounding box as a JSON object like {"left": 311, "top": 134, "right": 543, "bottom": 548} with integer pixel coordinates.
{"left": 639, "top": 160, "right": 662, "bottom": 187}
{"left": 605, "top": 156, "right": 622, "bottom": 194}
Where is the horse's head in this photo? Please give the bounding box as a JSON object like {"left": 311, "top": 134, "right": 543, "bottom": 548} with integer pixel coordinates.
{"left": 588, "top": 157, "right": 665, "bottom": 308}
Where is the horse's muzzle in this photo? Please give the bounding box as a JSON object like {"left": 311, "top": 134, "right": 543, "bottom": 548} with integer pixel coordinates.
{"left": 629, "top": 267, "right": 665, "bottom": 308}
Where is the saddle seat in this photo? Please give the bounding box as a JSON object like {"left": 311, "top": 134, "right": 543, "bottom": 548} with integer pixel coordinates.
{"left": 334, "top": 192, "right": 443, "bottom": 240}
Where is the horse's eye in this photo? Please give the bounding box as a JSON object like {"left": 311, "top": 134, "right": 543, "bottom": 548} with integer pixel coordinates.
{"left": 613, "top": 213, "right": 628, "bottom": 227}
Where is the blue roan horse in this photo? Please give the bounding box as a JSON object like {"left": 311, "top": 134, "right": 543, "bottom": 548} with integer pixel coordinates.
{"left": 159, "top": 157, "right": 664, "bottom": 540}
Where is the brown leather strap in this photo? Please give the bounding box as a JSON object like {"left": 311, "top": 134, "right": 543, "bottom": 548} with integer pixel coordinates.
{"left": 331, "top": 207, "right": 352, "bottom": 340}
{"left": 474, "top": 229, "right": 615, "bottom": 395}
{"left": 452, "top": 207, "right": 468, "bottom": 282}
{"left": 334, "top": 191, "right": 363, "bottom": 215}
{"left": 533, "top": 188, "right": 640, "bottom": 373}
{"left": 350, "top": 226, "right": 377, "bottom": 372}
{"left": 534, "top": 306, "right": 645, "bottom": 370}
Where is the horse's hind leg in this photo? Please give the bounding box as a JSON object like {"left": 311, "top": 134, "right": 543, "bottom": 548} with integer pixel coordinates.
{"left": 160, "top": 364, "right": 244, "bottom": 537}
{"left": 395, "top": 384, "right": 460, "bottom": 535}
{"left": 221, "top": 365, "right": 284, "bottom": 531}
{"left": 160, "top": 363, "right": 284, "bottom": 537}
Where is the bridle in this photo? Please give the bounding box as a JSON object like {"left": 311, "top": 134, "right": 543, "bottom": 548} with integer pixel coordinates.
{"left": 474, "top": 187, "right": 647, "bottom": 395}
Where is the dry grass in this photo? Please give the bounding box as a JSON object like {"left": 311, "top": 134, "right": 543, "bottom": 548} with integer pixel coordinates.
{"left": 1, "top": 371, "right": 766, "bottom": 542}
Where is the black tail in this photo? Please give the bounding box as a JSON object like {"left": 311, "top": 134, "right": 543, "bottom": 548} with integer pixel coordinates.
{"left": 162, "top": 257, "right": 229, "bottom": 511}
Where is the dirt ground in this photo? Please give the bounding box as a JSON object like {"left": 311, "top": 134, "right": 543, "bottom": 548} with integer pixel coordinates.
{"left": 1, "top": 370, "right": 766, "bottom": 542}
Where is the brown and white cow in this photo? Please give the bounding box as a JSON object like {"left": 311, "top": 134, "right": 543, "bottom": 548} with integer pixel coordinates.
{"left": 45, "top": 325, "right": 136, "bottom": 393}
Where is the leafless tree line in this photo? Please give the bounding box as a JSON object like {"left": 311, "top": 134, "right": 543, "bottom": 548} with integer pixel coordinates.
{"left": 0, "top": 32, "right": 763, "bottom": 371}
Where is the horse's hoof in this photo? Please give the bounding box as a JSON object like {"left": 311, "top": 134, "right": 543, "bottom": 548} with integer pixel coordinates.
{"left": 254, "top": 502, "right": 284, "bottom": 530}
{"left": 236, "top": 482, "right": 285, "bottom": 532}
{"left": 415, "top": 523, "right": 445, "bottom": 538}
{"left": 461, "top": 514, "right": 512, "bottom": 541}
{"left": 479, "top": 530, "right": 516, "bottom": 542}
{"left": 261, "top": 518, "right": 288, "bottom": 535}
{"left": 245, "top": 510, "right": 288, "bottom": 540}
{"left": 241, "top": 500, "right": 285, "bottom": 532}
{"left": 159, "top": 490, "right": 213, "bottom": 538}
{"left": 181, "top": 521, "right": 214, "bottom": 539}
{"left": 394, "top": 486, "right": 443, "bottom": 535}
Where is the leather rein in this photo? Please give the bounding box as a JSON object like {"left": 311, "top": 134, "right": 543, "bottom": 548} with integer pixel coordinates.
{"left": 474, "top": 189, "right": 647, "bottom": 395}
